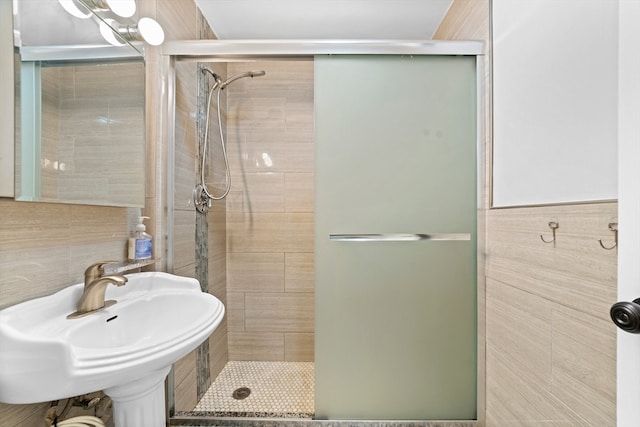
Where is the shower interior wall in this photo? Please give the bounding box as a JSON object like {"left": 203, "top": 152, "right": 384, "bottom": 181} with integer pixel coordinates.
{"left": 172, "top": 59, "right": 315, "bottom": 411}
{"left": 224, "top": 61, "right": 315, "bottom": 362}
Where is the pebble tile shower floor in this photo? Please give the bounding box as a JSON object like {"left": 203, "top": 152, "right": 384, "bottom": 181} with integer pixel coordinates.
{"left": 192, "top": 361, "right": 314, "bottom": 418}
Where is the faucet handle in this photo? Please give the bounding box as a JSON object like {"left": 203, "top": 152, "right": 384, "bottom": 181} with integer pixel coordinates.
{"left": 84, "top": 261, "right": 118, "bottom": 286}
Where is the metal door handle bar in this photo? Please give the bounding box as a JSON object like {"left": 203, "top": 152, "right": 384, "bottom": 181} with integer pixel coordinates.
{"left": 329, "top": 233, "right": 471, "bottom": 242}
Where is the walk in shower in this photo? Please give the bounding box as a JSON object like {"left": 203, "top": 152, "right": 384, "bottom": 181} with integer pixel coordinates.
{"left": 164, "top": 40, "right": 483, "bottom": 425}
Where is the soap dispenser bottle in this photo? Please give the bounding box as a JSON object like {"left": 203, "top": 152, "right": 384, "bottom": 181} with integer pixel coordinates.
{"left": 128, "top": 216, "right": 152, "bottom": 261}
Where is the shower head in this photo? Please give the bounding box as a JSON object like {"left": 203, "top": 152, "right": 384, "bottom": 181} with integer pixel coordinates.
{"left": 220, "top": 70, "right": 266, "bottom": 90}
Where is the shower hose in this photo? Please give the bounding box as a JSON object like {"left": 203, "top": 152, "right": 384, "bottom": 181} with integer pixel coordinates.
{"left": 201, "top": 79, "right": 231, "bottom": 201}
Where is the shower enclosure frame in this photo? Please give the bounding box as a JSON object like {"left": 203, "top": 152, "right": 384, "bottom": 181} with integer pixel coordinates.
{"left": 161, "top": 39, "right": 486, "bottom": 426}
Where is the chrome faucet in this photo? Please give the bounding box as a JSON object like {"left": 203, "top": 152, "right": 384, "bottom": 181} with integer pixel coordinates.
{"left": 67, "top": 262, "right": 128, "bottom": 319}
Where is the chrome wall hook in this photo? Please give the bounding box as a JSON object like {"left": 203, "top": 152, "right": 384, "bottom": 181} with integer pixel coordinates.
{"left": 540, "top": 221, "right": 559, "bottom": 247}
{"left": 598, "top": 222, "right": 618, "bottom": 250}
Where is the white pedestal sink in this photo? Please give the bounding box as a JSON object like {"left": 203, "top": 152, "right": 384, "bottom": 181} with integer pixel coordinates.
{"left": 0, "top": 272, "right": 225, "bottom": 427}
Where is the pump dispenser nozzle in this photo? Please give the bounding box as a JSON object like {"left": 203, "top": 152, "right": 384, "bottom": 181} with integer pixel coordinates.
{"left": 136, "top": 216, "right": 149, "bottom": 232}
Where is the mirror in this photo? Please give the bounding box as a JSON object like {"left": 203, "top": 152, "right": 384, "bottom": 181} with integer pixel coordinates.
{"left": 14, "top": 54, "right": 145, "bottom": 207}
{"left": 10, "top": 0, "right": 146, "bottom": 208}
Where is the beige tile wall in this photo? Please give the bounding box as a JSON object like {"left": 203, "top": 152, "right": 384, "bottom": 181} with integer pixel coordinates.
{"left": 435, "top": 1, "right": 617, "bottom": 426}
{"left": 225, "top": 60, "right": 315, "bottom": 362}
{"left": 485, "top": 204, "right": 617, "bottom": 427}
{"left": 0, "top": 200, "right": 135, "bottom": 307}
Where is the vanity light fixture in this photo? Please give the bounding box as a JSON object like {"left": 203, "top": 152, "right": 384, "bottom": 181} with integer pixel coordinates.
{"left": 99, "top": 18, "right": 126, "bottom": 46}
{"left": 59, "top": 0, "right": 164, "bottom": 47}
{"left": 99, "top": 17, "right": 165, "bottom": 46}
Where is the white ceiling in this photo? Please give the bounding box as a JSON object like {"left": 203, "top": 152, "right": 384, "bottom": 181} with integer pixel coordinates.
{"left": 195, "top": 0, "right": 453, "bottom": 40}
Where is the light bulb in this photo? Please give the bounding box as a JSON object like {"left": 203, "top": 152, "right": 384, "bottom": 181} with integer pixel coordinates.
{"left": 58, "top": 0, "right": 91, "bottom": 19}
{"left": 105, "top": 0, "right": 136, "bottom": 18}
{"left": 99, "top": 19, "right": 126, "bottom": 46}
{"left": 137, "top": 17, "right": 164, "bottom": 46}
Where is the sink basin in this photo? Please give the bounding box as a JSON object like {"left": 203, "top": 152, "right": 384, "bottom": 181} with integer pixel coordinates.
{"left": 0, "top": 272, "right": 224, "bottom": 426}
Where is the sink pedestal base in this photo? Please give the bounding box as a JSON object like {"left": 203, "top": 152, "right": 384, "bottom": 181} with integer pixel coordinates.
{"left": 105, "top": 366, "right": 171, "bottom": 427}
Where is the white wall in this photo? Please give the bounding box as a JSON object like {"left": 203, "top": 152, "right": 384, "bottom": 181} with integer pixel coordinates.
{"left": 492, "top": 0, "right": 618, "bottom": 207}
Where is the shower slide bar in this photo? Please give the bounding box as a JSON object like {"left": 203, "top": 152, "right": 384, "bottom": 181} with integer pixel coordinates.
{"left": 329, "top": 233, "right": 471, "bottom": 242}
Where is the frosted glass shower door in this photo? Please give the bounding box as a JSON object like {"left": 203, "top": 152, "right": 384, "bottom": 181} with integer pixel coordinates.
{"left": 314, "top": 55, "right": 477, "bottom": 420}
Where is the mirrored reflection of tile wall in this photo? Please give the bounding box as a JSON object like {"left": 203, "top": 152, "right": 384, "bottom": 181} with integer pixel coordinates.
{"left": 38, "top": 61, "right": 145, "bottom": 206}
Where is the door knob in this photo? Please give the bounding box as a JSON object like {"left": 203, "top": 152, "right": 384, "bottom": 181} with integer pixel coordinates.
{"left": 610, "top": 298, "right": 640, "bottom": 333}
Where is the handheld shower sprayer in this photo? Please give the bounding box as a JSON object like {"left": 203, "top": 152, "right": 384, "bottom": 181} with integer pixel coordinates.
{"left": 195, "top": 67, "right": 266, "bottom": 213}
